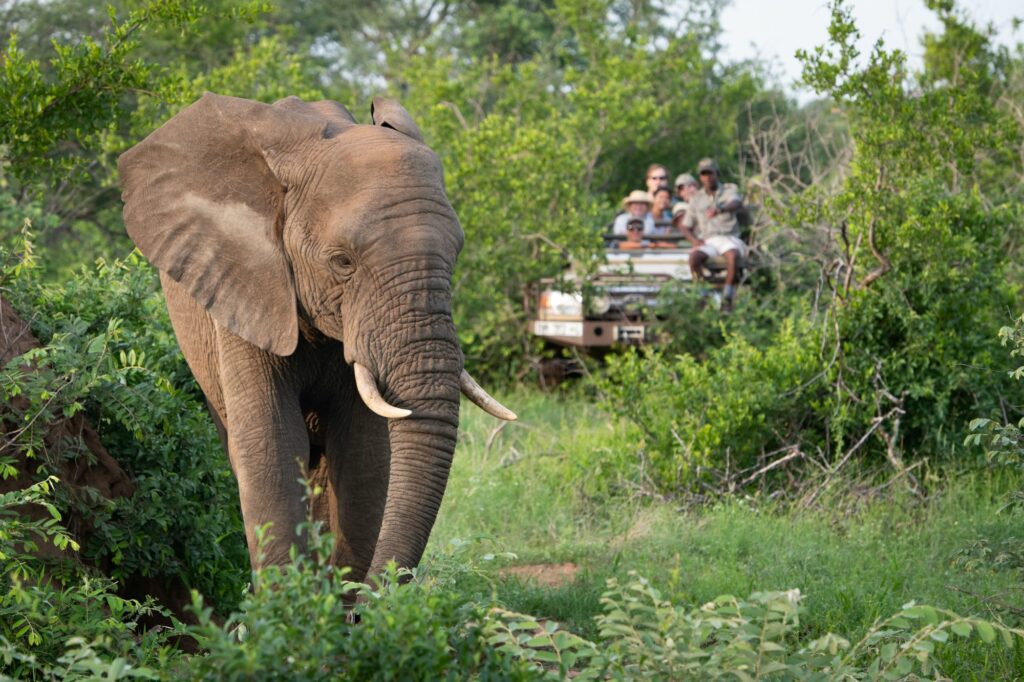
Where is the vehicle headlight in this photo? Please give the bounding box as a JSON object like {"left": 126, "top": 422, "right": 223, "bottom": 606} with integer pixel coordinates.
{"left": 538, "top": 290, "right": 583, "bottom": 320}
{"left": 588, "top": 293, "right": 611, "bottom": 316}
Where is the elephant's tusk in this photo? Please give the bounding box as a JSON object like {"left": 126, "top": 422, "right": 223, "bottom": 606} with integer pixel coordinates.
{"left": 460, "top": 370, "right": 517, "bottom": 421}
{"left": 354, "top": 363, "right": 412, "bottom": 419}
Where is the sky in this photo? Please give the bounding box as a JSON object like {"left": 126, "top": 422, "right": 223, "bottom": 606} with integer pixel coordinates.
{"left": 717, "top": 0, "right": 1021, "bottom": 101}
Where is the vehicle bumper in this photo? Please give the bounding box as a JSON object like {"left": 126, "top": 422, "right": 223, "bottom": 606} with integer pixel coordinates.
{"left": 529, "top": 319, "right": 651, "bottom": 347}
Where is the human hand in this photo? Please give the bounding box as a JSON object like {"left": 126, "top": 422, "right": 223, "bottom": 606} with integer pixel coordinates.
{"left": 705, "top": 206, "right": 718, "bottom": 218}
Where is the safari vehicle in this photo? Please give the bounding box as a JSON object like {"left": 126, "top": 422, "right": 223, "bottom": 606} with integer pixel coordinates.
{"left": 528, "top": 227, "right": 743, "bottom": 353}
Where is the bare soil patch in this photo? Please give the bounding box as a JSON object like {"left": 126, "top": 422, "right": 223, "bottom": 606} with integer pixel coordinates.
{"left": 499, "top": 562, "right": 579, "bottom": 588}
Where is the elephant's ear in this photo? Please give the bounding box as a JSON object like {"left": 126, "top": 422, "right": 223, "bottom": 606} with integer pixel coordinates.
{"left": 119, "top": 93, "right": 327, "bottom": 356}
{"left": 370, "top": 96, "right": 424, "bottom": 142}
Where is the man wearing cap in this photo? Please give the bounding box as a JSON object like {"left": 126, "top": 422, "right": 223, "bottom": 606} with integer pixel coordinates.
{"left": 674, "top": 173, "right": 699, "bottom": 207}
{"left": 612, "top": 190, "right": 656, "bottom": 236}
{"left": 677, "top": 158, "right": 745, "bottom": 311}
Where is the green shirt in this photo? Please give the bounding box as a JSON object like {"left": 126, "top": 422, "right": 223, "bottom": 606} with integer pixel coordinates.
{"left": 682, "top": 183, "right": 742, "bottom": 239}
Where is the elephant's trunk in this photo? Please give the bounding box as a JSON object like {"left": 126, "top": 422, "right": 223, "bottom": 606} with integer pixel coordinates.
{"left": 359, "top": 269, "right": 462, "bottom": 577}
{"left": 366, "top": 348, "right": 461, "bottom": 578}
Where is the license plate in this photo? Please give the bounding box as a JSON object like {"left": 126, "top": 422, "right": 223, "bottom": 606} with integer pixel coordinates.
{"left": 533, "top": 321, "right": 584, "bottom": 337}
{"left": 616, "top": 325, "right": 646, "bottom": 340}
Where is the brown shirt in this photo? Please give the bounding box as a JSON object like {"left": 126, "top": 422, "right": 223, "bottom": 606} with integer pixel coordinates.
{"left": 682, "top": 183, "right": 742, "bottom": 239}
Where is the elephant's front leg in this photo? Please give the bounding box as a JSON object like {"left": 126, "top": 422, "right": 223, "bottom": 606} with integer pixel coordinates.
{"left": 218, "top": 332, "right": 309, "bottom": 568}
{"left": 322, "top": 395, "right": 391, "bottom": 582}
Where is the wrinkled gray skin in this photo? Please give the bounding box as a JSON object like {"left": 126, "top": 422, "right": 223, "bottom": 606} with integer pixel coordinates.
{"left": 119, "top": 93, "right": 472, "bottom": 582}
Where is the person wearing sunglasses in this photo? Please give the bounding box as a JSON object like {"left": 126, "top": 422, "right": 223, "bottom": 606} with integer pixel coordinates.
{"left": 618, "top": 217, "right": 674, "bottom": 250}
{"left": 644, "top": 164, "right": 670, "bottom": 195}
{"left": 676, "top": 158, "right": 746, "bottom": 312}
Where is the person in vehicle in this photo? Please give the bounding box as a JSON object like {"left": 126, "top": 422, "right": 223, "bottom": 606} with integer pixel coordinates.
{"left": 677, "top": 158, "right": 745, "bottom": 312}
{"left": 612, "top": 189, "right": 656, "bottom": 235}
{"left": 674, "top": 173, "right": 699, "bottom": 207}
{"left": 644, "top": 164, "right": 670, "bottom": 195}
{"left": 618, "top": 217, "right": 674, "bottom": 250}
{"left": 651, "top": 186, "right": 674, "bottom": 223}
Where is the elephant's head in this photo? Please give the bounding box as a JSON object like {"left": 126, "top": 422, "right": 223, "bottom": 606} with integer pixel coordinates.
{"left": 118, "top": 93, "right": 513, "bottom": 577}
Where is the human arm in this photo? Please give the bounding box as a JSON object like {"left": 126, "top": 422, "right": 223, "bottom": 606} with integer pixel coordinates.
{"left": 704, "top": 199, "right": 742, "bottom": 217}
{"left": 704, "top": 185, "right": 743, "bottom": 218}
{"left": 674, "top": 210, "right": 703, "bottom": 246}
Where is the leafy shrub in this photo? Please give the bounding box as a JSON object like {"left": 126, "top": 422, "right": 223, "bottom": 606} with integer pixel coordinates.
{"left": 1, "top": 242, "right": 248, "bottom": 612}
{"left": 966, "top": 315, "right": 1024, "bottom": 476}
{"left": 582, "top": 572, "right": 1024, "bottom": 680}
{"left": 595, "top": 316, "right": 822, "bottom": 490}
{"left": 822, "top": 190, "right": 1020, "bottom": 460}
{"left": 966, "top": 314, "right": 1024, "bottom": 521}
{"left": 182, "top": 523, "right": 537, "bottom": 681}
{"left": 793, "top": 3, "right": 1021, "bottom": 459}
{"left": 0, "top": 480, "right": 174, "bottom": 680}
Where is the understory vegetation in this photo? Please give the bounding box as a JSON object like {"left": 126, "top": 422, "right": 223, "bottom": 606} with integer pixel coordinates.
{"left": 2, "top": 0, "right": 1023, "bottom": 679}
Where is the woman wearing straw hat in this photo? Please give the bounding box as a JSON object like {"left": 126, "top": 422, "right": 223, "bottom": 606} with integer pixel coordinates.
{"left": 612, "top": 189, "right": 656, "bottom": 235}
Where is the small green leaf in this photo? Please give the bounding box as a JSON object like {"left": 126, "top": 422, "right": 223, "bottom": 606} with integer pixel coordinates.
{"left": 950, "top": 621, "right": 972, "bottom": 638}
{"left": 975, "top": 621, "right": 996, "bottom": 643}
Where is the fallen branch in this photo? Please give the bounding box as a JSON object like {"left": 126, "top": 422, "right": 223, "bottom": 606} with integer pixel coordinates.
{"left": 741, "top": 448, "right": 805, "bottom": 487}
{"left": 946, "top": 584, "right": 1024, "bottom": 618}
{"left": 485, "top": 421, "right": 509, "bottom": 451}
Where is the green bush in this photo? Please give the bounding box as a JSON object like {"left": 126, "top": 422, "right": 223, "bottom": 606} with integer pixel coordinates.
{"left": 595, "top": 316, "right": 822, "bottom": 490}
{"left": 582, "top": 572, "right": 1024, "bottom": 680}
{"left": 794, "top": 2, "right": 1022, "bottom": 459}
{"left": 0, "top": 480, "right": 175, "bottom": 680}
{"left": 967, "top": 314, "right": 1024, "bottom": 498}
{"left": 182, "top": 524, "right": 537, "bottom": 681}
{"left": 1, "top": 242, "right": 248, "bottom": 612}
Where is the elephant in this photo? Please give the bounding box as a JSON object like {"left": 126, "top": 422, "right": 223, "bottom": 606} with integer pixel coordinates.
{"left": 118, "top": 92, "right": 515, "bottom": 583}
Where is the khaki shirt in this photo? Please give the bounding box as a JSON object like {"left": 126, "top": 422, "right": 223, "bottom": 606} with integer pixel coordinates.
{"left": 682, "top": 183, "right": 742, "bottom": 239}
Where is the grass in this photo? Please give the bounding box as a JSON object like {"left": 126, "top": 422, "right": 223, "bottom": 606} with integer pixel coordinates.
{"left": 426, "top": 388, "right": 1024, "bottom": 678}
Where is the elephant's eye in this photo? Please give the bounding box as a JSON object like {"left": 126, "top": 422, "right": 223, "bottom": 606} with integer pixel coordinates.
{"left": 330, "top": 253, "right": 356, "bottom": 280}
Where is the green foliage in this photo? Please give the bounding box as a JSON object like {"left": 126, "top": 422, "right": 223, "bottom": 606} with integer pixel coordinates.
{"left": 0, "top": 0, "right": 267, "bottom": 186}
{"left": 0, "top": 1, "right": 279, "bottom": 278}
{"left": 183, "top": 523, "right": 537, "bottom": 681}
{"left": 0, "top": 478, "right": 80, "bottom": 585}
{"left": 795, "top": 1, "right": 1022, "bottom": 458}
{"left": 0, "top": 481, "right": 175, "bottom": 680}
{"left": 1, "top": 240, "right": 248, "bottom": 612}
{"left": 584, "top": 572, "right": 1024, "bottom": 680}
{"left": 966, "top": 314, "right": 1024, "bottom": 495}
{"left": 595, "top": 317, "right": 821, "bottom": 489}
{"left": 169, "top": 505, "right": 1024, "bottom": 681}
{"left": 181, "top": 530, "right": 1024, "bottom": 682}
